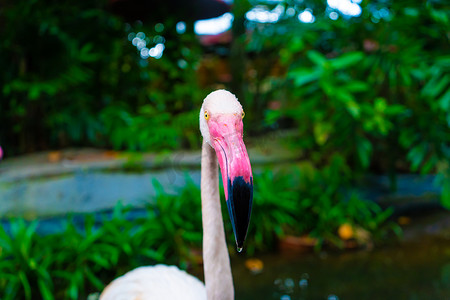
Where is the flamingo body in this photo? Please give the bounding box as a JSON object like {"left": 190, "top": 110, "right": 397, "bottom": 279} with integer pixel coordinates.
{"left": 100, "top": 265, "right": 206, "bottom": 300}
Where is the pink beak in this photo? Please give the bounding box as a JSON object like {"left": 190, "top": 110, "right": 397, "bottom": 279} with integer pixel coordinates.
{"left": 210, "top": 114, "right": 253, "bottom": 251}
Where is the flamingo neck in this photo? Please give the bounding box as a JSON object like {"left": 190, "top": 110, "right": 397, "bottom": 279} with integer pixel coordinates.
{"left": 201, "top": 140, "right": 234, "bottom": 300}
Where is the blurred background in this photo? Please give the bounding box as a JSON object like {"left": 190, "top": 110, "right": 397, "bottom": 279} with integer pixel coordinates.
{"left": 0, "top": 0, "right": 449, "bottom": 299}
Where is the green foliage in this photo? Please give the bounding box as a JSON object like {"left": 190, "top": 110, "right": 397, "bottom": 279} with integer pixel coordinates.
{"left": 288, "top": 157, "right": 399, "bottom": 247}
{"left": 282, "top": 49, "right": 407, "bottom": 171}
{"left": 242, "top": 170, "right": 300, "bottom": 255}
{"left": 0, "top": 178, "right": 205, "bottom": 299}
{"left": 149, "top": 178, "right": 203, "bottom": 268}
{"left": 0, "top": 220, "right": 53, "bottom": 300}
{"left": 248, "top": 0, "right": 449, "bottom": 205}
{"left": 99, "top": 105, "right": 180, "bottom": 151}
{"left": 0, "top": 0, "right": 204, "bottom": 154}
{"left": 0, "top": 170, "right": 397, "bottom": 299}
{"left": 51, "top": 217, "right": 117, "bottom": 299}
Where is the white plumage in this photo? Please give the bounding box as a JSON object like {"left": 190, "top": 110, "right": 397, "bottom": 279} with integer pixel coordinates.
{"left": 100, "top": 265, "right": 206, "bottom": 300}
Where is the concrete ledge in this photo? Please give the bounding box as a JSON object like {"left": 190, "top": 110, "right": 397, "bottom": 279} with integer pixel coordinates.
{"left": 0, "top": 132, "right": 442, "bottom": 218}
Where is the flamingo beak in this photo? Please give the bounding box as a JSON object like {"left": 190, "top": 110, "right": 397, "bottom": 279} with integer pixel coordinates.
{"left": 211, "top": 115, "right": 253, "bottom": 251}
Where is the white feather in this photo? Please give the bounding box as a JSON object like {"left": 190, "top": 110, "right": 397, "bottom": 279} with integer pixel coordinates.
{"left": 100, "top": 265, "right": 206, "bottom": 300}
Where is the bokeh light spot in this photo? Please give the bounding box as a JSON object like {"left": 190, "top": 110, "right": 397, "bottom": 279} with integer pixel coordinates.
{"left": 176, "top": 21, "right": 186, "bottom": 34}
{"left": 329, "top": 11, "right": 339, "bottom": 20}
{"left": 155, "top": 23, "right": 164, "bottom": 33}
{"left": 298, "top": 10, "right": 315, "bottom": 23}
{"left": 327, "top": 0, "right": 362, "bottom": 17}
{"left": 194, "top": 12, "right": 233, "bottom": 35}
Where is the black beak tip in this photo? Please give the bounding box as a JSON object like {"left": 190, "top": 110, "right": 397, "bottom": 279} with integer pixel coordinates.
{"left": 226, "top": 176, "right": 253, "bottom": 252}
{"left": 236, "top": 240, "right": 244, "bottom": 252}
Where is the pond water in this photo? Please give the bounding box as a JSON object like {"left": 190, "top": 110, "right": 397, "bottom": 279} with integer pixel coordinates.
{"left": 232, "top": 237, "right": 450, "bottom": 300}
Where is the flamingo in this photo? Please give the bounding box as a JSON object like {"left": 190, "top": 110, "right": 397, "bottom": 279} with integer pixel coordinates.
{"left": 100, "top": 90, "right": 253, "bottom": 300}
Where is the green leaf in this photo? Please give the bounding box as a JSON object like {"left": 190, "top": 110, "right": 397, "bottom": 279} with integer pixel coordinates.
{"left": 430, "top": 9, "right": 449, "bottom": 24}
{"left": 79, "top": 43, "right": 101, "bottom": 62}
{"left": 407, "top": 144, "right": 427, "bottom": 171}
{"left": 18, "top": 271, "right": 32, "bottom": 300}
{"left": 90, "top": 253, "right": 110, "bottom": 268}
{"left": 422, "top": 73, "right": 449, "bottom": 99}
{"left": 336, "top": 91, "right": 360, "bottom": 118}
{"left": 330, "top": 52, "right": 364, "bottom": 69}
{"left": 38, "top": 279, "right": 54, "bottom": 300}
{"left": 85, "top": 268, "right": 104, "bottom": 291}
{"left": 404, "top": 7, "right": 419, "bottom": 17}
{"left": 289, "top": 68, "right": 321, "bottom": 86}
{"left": 399, "top": 66, "right": 412, "bottom": 86}
{"left": 356, "top": 137, "right": 373, "bottom": 169}
{"left": 264, "top": 109, "right": 281, "bottom": 126}
{"left": 374, "top": 98, "right": 387, "bottom": 112}
{"left": 313, "top": 122, "right": 332, "bottom": 146}
{"left": 307, "top": 50, "right": 327, "bottom": 67}
{"left": 141, "top": 249, "right": 164, "bottom": 262}
{"left": 439, "top": 89, "right": 450, "bottom": 111}
{"left": 68, "top": 272, "right": 81, "bottom": 300}
{"left": 344, "top": 81, "right": 369, "bottom": 93}
{"left": 442, "top": 185, "right": 450, "bottom": 210}
{"left": 28, "top": 86, "right": 41, "bottom": 100}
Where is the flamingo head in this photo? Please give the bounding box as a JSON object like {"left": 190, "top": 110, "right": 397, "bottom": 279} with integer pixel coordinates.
{"left": 200, "top": 89, "right": 253, "bottom": 251}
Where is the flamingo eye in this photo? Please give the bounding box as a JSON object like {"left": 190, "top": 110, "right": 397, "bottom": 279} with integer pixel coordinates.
{"left": 204, "top": 110, "right": 210, "bottom": 120}
{"left": 241, "top": 111, "right": 245, "bottom": 119}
